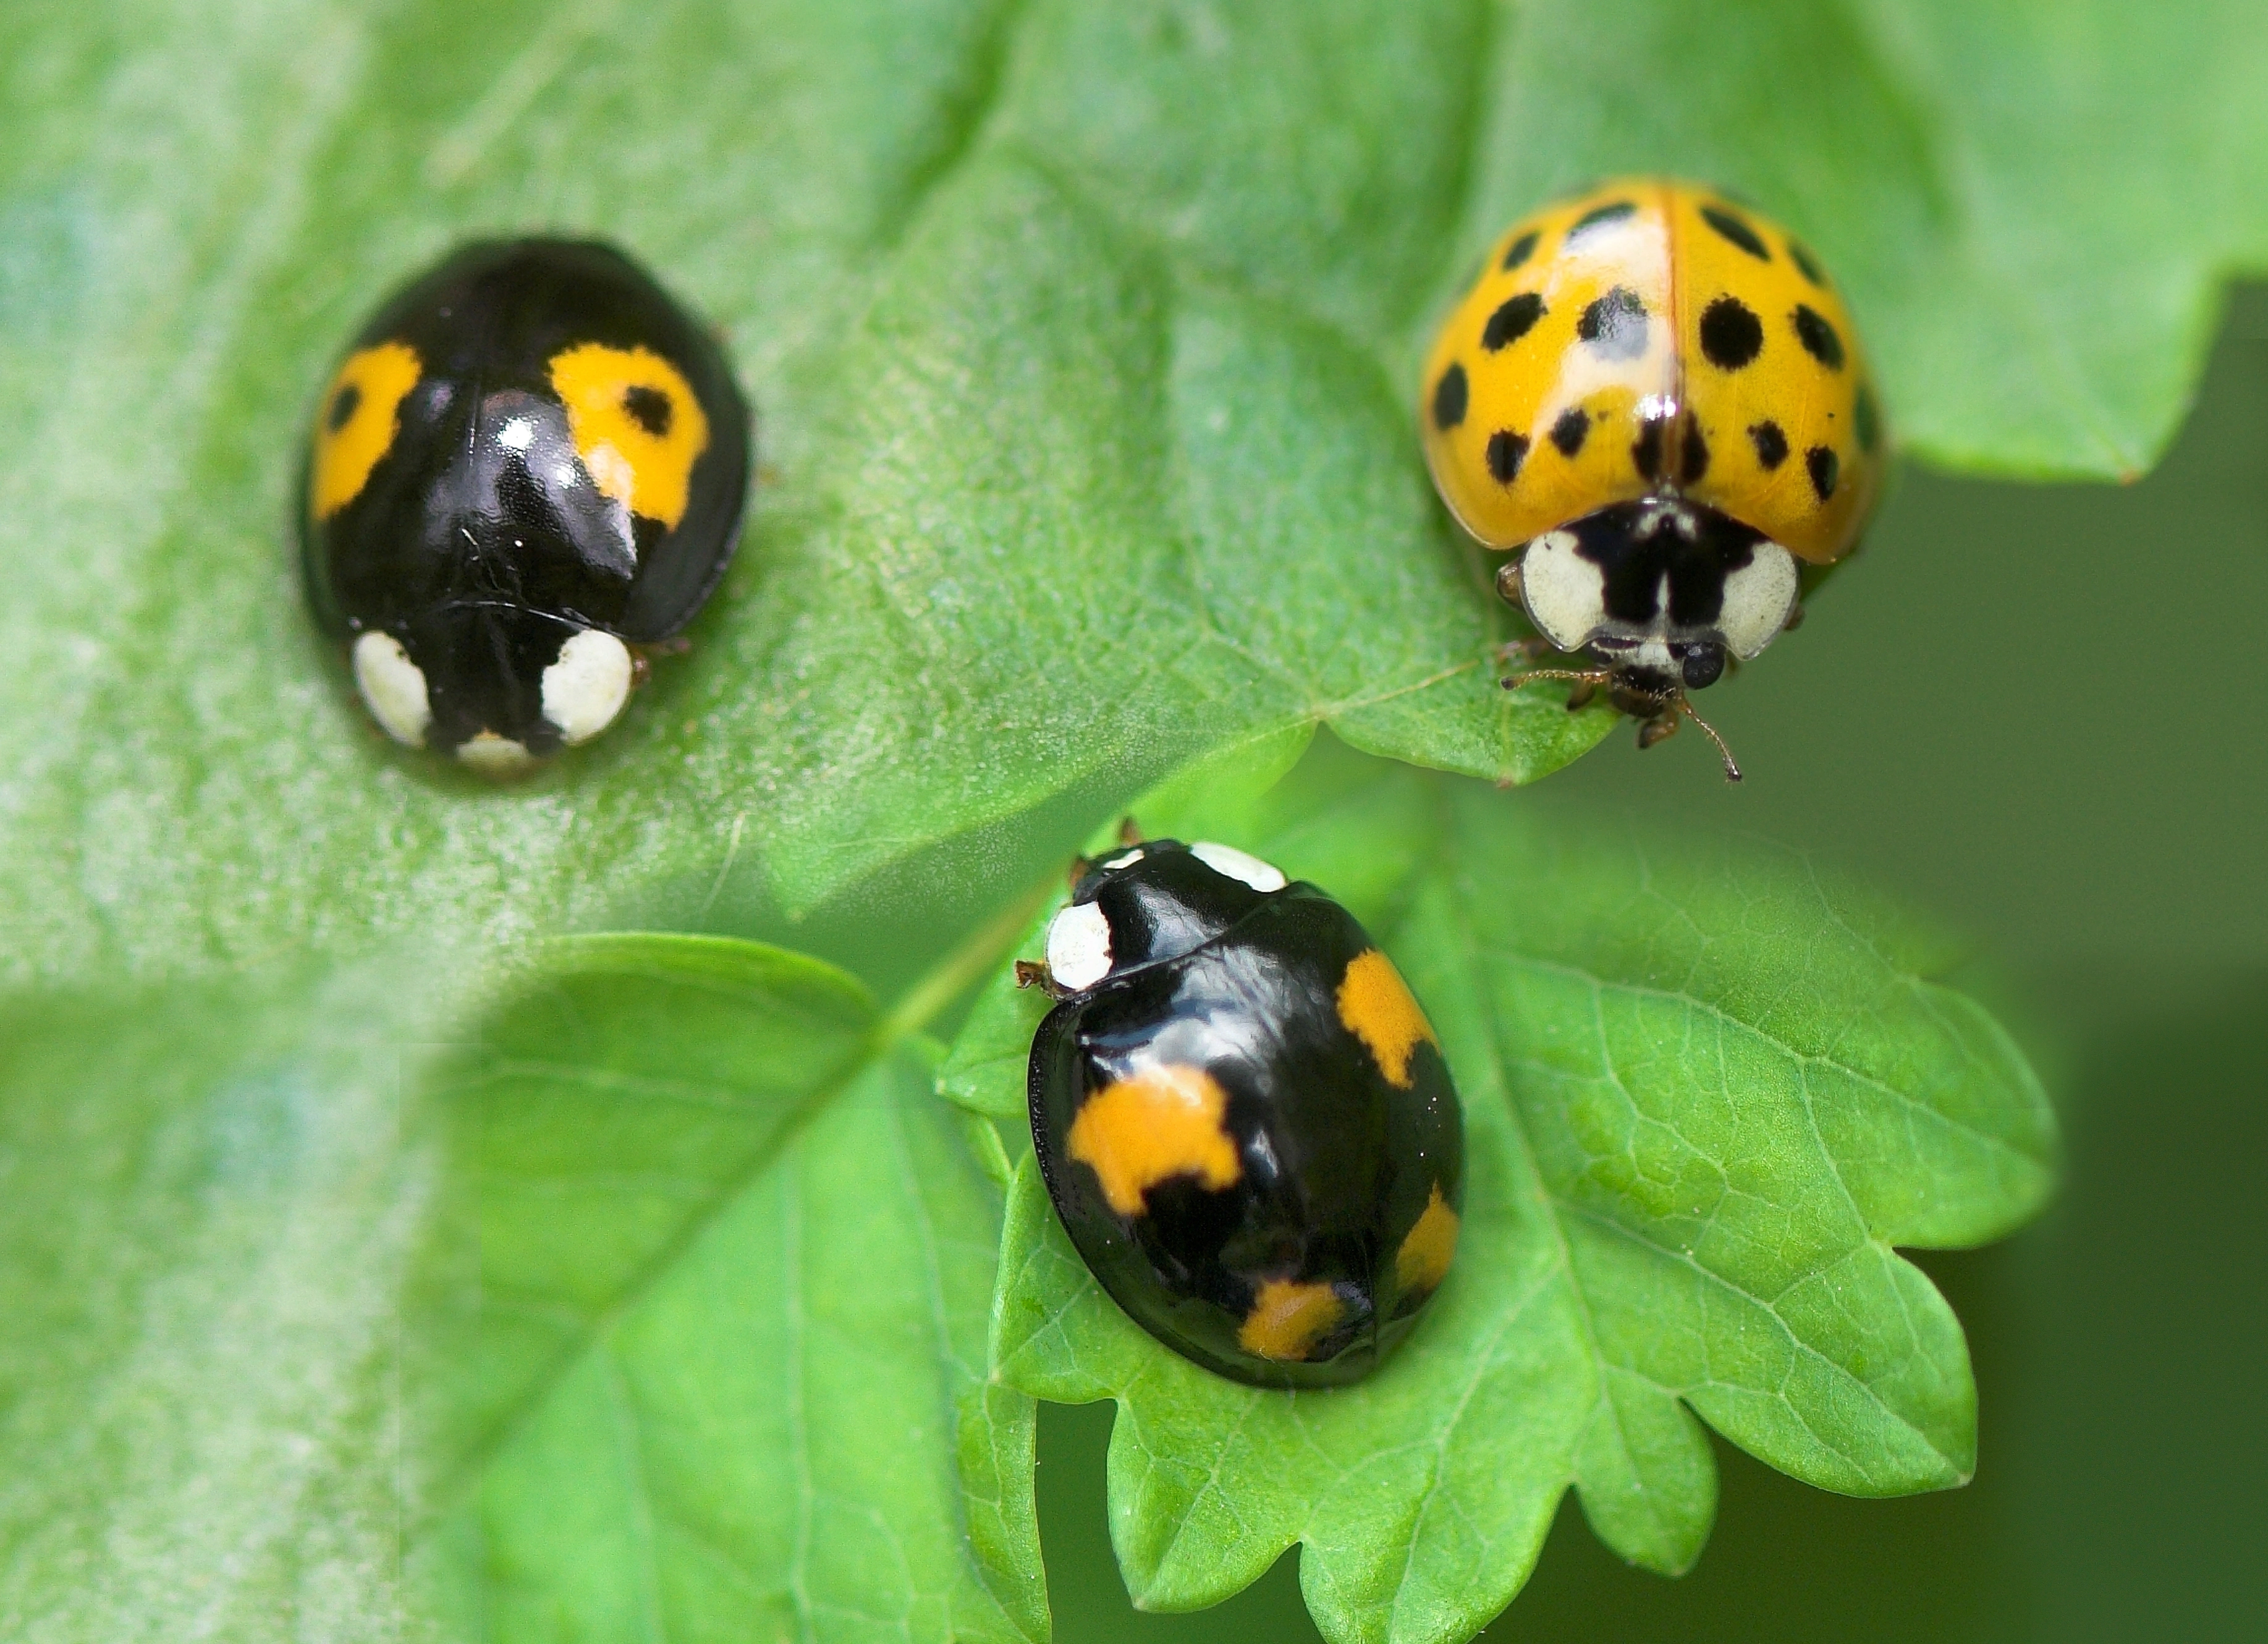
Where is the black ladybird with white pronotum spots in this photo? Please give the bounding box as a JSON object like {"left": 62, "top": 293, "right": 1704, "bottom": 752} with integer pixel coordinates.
{"left": 302, "top": 239, "right": 750, "bottom": 774}
{"left": 1024, "top": 836, "right": 1465, "bottom": 1388}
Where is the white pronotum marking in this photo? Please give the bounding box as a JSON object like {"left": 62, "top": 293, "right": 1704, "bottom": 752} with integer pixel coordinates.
{"left": 1046, "top": 900, "right": 1114, "bottom": 992}
{"left": 456, "top": 731, "right": 536, "bottom": 777}
{"left": 1515, "top": 529, "right": 1609, "bottom": 651}
{"left": 1717, "top": 540, "right": 1801, "bottom": 658}
{"left": 1190, "top": 841, "right": 1287, "bottom": 892}
{"left": 352, "top": 630, "right": 433, "bottom": 747}
{"left": 541, "top": 627, "right": 634, "bottom": 745}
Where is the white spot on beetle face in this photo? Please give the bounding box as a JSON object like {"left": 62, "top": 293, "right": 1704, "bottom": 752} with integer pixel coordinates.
{"left": 541, "top": 628, "right": 634, "bottom": 745}
{"left": 1190, "top": 841, "right": 1287, "bottom": 892}
{"left": 456, "top": 731, "right": 537, "bottom": 778}
{"left": 352, "top": 630, "right": 432, "bottom": 747}
{"left": 1101, "top": 847, "right": 1145, "bottom": 871}
{"left": 1718, "top": 540, "right": 1800, "bottom": 659}
{"left": 1516, "top": 530, "right": 1609, "bottom": 651}
{"left": 1628, "top": 637, "right": 1678, "bottom": 674}
{"left": 1046, "top": 900, "right": 1114, "bottom": 992}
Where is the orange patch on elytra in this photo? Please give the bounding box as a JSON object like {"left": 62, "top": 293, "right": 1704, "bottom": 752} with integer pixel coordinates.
{"left": 1335, "top": 948, "right": 1437, "bottom": 1088}
{"left": 1237, "top": 1279, "right": 1347, "bottom": 1362}
{"left": 1394, "top": 1184, "right": 1460, "bottom": 1295}
{"left": 1067, "top": 1064, "right": 1241, "bottom": 1217}
{"left": 311, "top": 341, "right": 422, "bottom": 520}
{"left": 548, "top": 342, "right": 710, "bottom": 530}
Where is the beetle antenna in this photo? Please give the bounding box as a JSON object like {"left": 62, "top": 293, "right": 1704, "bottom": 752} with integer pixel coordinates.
{"left": 1118, "top": 816, "right": 1142, "bottom": 845}
{"left": 1682, "top": 699, "right": 1743, "bottom": 784}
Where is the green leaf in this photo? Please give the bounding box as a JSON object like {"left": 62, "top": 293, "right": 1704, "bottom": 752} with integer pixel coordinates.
{"left": 0, "top": 952, "right": 468, "bottom": 1632}
{"left": 1, "top": 3, "right": 2219, "bottom": 1634}
{"left": 0, "top": 937, "right": 1046, "bottom": 1642}
{"left": 960, "top": 739, "right": 2055, "bottom": 1644}
{"left": 7, "top": 0, "right": 2262, "bottom": 983}
{"left": 415, "top": 934, "right": 1046, "bottom": 1643}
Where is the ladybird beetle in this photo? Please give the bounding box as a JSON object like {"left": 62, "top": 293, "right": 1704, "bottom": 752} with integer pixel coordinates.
{"left": 1421, "top": 180, "right": 1884, "bottom": 778}
{"left": 1023, "top": 834, "right": 1464, "bottom": 1388}
{"left": 302, "top": 239, "right": 751, "bottom": 774}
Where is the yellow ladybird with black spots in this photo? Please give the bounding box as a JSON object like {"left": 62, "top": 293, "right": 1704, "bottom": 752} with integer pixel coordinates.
{"left": 1024, "top": 834, "right": 1464, "bottom": 1388}
{"left": 302, "top": 239, "right": 751, "bottom": 774}
{"left": 1422, "top": 180, "right": 1884, "bottom": 778}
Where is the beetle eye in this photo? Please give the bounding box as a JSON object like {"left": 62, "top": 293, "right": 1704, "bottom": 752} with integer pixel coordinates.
{"left": 1680, "top": 642, "right": 1727, "bottom": 689}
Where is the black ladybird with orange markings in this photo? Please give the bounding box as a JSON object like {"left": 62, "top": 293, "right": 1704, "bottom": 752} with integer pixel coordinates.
{"left": 302, "top": 239, "right": 750, "bottom": 774}
{"left": 1024, "top": 836, "right": 1464, "bottom": 1388}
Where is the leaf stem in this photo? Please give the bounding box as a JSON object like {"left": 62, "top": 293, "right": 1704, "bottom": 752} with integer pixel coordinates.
{"left": 872, "top": 875, "right": 1052, "bottom": 1049}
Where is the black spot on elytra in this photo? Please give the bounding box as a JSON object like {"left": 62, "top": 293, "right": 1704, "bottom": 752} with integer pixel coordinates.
{"left": 1807, "top": 445, "right": 1840, "bottom": 501}
{"left": 1681, "top": 419, "right": 1710, "bottom": 483}
{"left": 1500, "top": 229, "right": 1540, "bottom": 271}
{"left": 1855, "top": 382, "right": 1883, "bottom": 453}
{"left": 623, "top": 384, "right": 673, "bottom": 436}
{"left": 1486, "top": 429, "right": 1529, "bottom": 485}
{"left": 327, "top": 383, "right": 362, "bottom": 431}
{"left": 1549, "top": 406, "right": 1590, "bottom": 457}
{"left": 1631, "top": 410, "right": 1670, "bottom": 483}
{"left": 1750, "top": 420, "right": 1789, "bottom": 470}
{"left": 1565, "top": 200, "right": 1637, "bottom": 245}
{"left": 1432, "top": 363, "right": 1468, "bottom": 431}
{"left": 1483, "top": 292, "right": 1546, "bottom": 352}
{"left": 1699, "top": 295, "right": 1763, "bottom": 370}
{"left": 1787, "top": 239, "right": 1827, "bottom": 286}
{"left": 1793, "top": 304, "right": 1845, "bottom": 370}
{"left": 1577, "top": 286, "right": 1648, "bottom": 360}
{"left": 1700, "top": 205, "right": 1770, "bottom": 260}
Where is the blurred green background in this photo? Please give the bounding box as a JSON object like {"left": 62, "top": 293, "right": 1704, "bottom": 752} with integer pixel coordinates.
{"left": 1033, "top": 286, "right": 2268, "bottom": 1641}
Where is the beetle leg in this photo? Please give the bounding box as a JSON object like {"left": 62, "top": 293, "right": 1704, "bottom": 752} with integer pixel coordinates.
{"left": 1502, "top": 664, "right": 1614, "bottom": 698}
